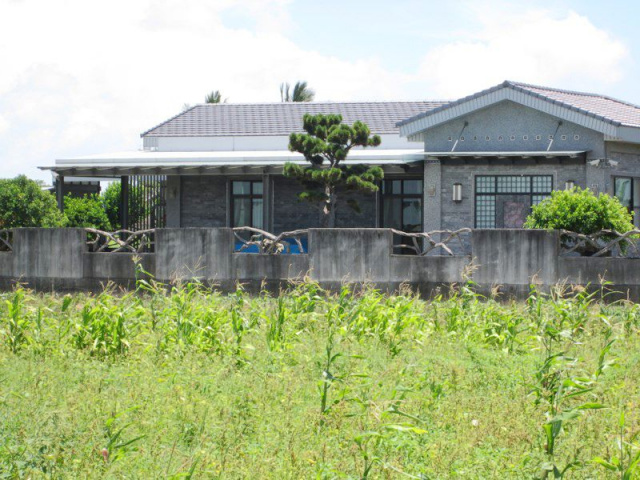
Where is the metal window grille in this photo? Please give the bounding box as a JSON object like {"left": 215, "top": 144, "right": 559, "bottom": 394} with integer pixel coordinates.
{"left": 475, "top": 175, "right": 553, "bottom": 228}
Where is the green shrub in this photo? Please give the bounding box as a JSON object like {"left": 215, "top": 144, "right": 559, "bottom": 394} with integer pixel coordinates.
{"left": 524, "top": 187, "right": 634, "bottom": 234}
{"left": 64, "top": 194, "right": 111, "bottom": 230}
{"left": 0, "top": 175, "right": 66, "bottom": 228}
{"left": 101, "top": 182, "right": 147, "bottom": 231}
{"left": 101, "top": 182, "right": 122, "bottom": 230}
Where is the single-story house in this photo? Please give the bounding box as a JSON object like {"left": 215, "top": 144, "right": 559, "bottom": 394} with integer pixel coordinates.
{"left": 42, "top": 81, "right": 640, "bottom": 233}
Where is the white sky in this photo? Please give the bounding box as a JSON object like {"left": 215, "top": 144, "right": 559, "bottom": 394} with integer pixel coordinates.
{"left": 0, "top": 0, "right": 636, "bottom": 181}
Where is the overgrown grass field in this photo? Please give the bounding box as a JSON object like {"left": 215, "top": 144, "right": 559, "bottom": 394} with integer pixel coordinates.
{"left": 1, "top": 277, "right": 640, "bottom": 478}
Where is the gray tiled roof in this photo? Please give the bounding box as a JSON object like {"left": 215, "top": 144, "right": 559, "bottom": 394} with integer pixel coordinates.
{"left": 509, "top": 81, "right": 640, "bottom": 128}
{"left": 398, "top": 80, "right": 640, "bottom": 129}
{"left": 142, "top": 101, "right": 447, "bottom": 137}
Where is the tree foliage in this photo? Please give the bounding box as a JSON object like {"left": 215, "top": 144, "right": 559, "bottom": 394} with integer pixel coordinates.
{"left": 102, "top": 182, "right": 123, "bottom": 230}
{"left": 284, "top": 113, "right": 382, "bottom": 227}
{"left": 524, "top": 187, "right": 634, "bottom": 234}
{"left": 280, "top": 81, "right": 315, "bottom": 102}
{"left": 101, "top": 182, "right": 148, "bottom": 230}
{"left": 64, "top": 194, "right": 112, "bottom": 230}
{"left": 204, "top": 90, "right": 226, "bottom": 104}
{"left": 0, "top": 176, "right": 65, "bottom": 228}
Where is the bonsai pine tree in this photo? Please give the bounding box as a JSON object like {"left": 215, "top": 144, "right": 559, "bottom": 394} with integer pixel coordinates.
{"left": 284, "top": 113, "right": 383, "bottom": 227}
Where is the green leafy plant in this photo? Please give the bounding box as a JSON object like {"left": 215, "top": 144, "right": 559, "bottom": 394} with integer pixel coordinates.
{"left": 593, "top": 410, "right": 640, "bottom": 479}
{"left": 525, "top": 187, "right": 634, "bottom": 234}
{"left": 525, "top": 188, "right": 634, "bottom": 255}
{"left": 102, "top": 408, "right": 146, "bottom": 465}
{"left": 265, "top": 296, "right": 288, "bottom": 351}
{"left": 2, "top": 288, "right": 28, "bottom": 353}
{"left": 529, "top": 302, "right": 614, "bottom": 479}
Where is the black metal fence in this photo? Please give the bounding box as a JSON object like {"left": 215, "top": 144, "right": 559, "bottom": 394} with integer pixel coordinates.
{"left": 127, "top": 175, "right": 167, "bottom": 230}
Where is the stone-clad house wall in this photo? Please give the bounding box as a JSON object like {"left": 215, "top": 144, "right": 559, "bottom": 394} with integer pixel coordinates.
{"left": 178, "top": 175, "right": 378, "bottom": 230}
{"left": 606, "top": 142, "right": 640, "bottom": 186}
{"left": 439, "top": 160, "right": 587, "bottom": 231}
{"left": 180, "top": 176, "right": 228, "bottom": 227}
{"left": 272, "top": 177, "right": 377, "bottom": 231}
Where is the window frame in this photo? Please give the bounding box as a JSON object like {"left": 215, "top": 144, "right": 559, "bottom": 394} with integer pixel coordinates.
{"left": 614, "top": 176, "right": 634, "bottom": 212}
{"left": 230, "top": 180, "right": 264, "bottom": 229}
{"left": 474, "top": 175, "right": 553, "bottom": 228}
{"left": 379, "top": 178, "right": 424, "bottom": 232}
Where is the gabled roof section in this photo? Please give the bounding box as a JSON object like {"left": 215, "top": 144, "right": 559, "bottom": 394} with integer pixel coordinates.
{"left": 510, "top": 81, "right": 640, "bottom": 128}
{"left": 142, "top": 101, "right": 447, "bottom": 137}
{"left": 398, "top": 81, "right": 640, "bottom": 143}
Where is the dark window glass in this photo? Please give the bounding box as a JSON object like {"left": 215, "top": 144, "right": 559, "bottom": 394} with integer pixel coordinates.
{"left": 382, "top": 198, "right": 402, "bottom": 230}
{"left": 233, "top": 197, "right": 252, "bottom": 228}
{"left": 380, "top": 179, "right": 423, "bottom": 232}
{"left": 403, "top": 180, "right": 423, "bottom": 195}
{"left": 402, "top": 199, "right": 422, "bottom": 232}
{"left": 232, "top": 181, "right": 251, "bottom": 195}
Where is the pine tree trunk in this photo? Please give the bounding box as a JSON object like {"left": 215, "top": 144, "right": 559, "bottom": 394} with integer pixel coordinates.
{"left": 329, "top": 190, "right": 336, "bottom": 228}
{"left": 321, "top": 184, "right": 336, "bottom": 228}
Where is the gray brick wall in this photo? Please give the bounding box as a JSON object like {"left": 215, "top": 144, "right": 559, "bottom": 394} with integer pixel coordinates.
{"left": 180, "top": 175, "right": 378, "bottom": 231}
{"left": 607, "top": 142, "right": 640, "bottom": 183}
{"left": 272, "top": 176, "right": 322, "bottom": 231}
{"left": 272, "top": 176, "right": 377, "bottom": 231}
{"left": 180, "top": 176, "right": 227, "bottom": 227}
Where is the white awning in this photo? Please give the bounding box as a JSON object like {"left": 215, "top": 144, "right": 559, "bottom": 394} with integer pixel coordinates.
{"left": 40, "top": 149, "right": 428, "bottom": 177}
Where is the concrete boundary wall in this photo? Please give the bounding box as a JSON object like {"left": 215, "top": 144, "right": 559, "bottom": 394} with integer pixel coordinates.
{"left": 1, "top": 228, "right": 640, "bottom": 298}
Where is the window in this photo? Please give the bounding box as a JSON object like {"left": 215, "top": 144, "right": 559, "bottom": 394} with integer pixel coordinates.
{"left": 381, "top": 179, "right": 423, "bottom": 254}
{"left": 231, "top": 180, "right": 263, "bottom": 229}
{"left": 381, "top": 179, "right": 423, "bottom": 232}
{"left": 475, "top": 175, "right": 553, "bottom": 228}
{"left": 614, "top": 176, "right": 640, "bottom": 227}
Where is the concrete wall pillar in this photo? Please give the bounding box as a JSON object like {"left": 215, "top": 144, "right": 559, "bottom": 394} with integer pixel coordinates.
{"left": 308, "top": 228, "right": 392, "bottom": 284}
{"left": 13, "top": 228, "right": 85, "bottom": 279}
{"left": 472, "top": 229, "right": 559, "bottom": 286}
{"left": 165, "top": 176, "right": 181, "bottom": 227}
{"left": 423, "top": 159, "right": 442, "bottom": 232}
{"left": 155, "top": 228, "right": 233, "bottom": 283}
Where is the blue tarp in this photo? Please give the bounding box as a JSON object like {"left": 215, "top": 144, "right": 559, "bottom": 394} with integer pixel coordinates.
{"left": 234, "top": 237, "right": 307, "bottom": 254}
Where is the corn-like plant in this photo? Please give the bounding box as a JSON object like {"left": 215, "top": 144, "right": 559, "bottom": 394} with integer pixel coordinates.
{"left": 593, "top": 410, "right": 640, "bottom": 479}
{"left": 72, "top": 292, "right": 139, "bottom": 357}
{"left": 530, "top": 330, "right": 613, "bottom": 478}
{"left": 2, "top": 288, "right": 28, "bottom": 354}
{"left": 265, "top": 296, "right": 287, "bottom": 351}
{"left": 102, "top": 409, "right": 146, "bottom": 465}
